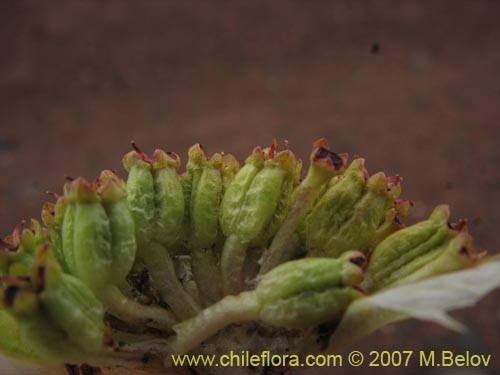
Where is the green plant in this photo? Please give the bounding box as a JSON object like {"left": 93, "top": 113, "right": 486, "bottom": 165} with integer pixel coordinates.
{"left": 1, "top": 139, "right": 499, "bottom": 375}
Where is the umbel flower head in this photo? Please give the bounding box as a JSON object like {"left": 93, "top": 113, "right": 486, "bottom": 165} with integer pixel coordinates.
{"left": 0, "top": 139, "right": 498, "bottom": 375}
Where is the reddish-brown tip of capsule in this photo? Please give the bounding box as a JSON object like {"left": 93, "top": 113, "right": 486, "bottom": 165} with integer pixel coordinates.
{"left": 366, "top": 172, "right": 387, "bottom": 192}
{"left": 12, "top": 221, "right": 25, "bottom": 245}
{"left": 268, "top": 139, "right": 278, "bottom": 159}
{"left": 245, "top": 146, "right": 265, "bottom": 167}
{"left": 387, "top": 175, "right": 402, "bottom": 185}
{"left": 187, "top": 144, "right": 208, "bottom": 169}
{"left": 450, "top": 219, "right": 468, "bottom": 233}
{"left": 166, "top": 151, "right": 179, "bottom": 160}
{"left": 41, "top": 203, "right": 55, "bottom": 226}
{"left": 46, "top": 191, "right": 60, "bottom": 200}
{"left": 222, "top": 154, "right": 240, "bottom": 174}
{"left": 347, "top": 251, "right": 366, "bottom": 267}
{"left": 394, "top": 199, "right": 412, "bottom": 225}
{"left": 65, "top": 178, "right": 99, "bottom": 202}
{"left": 99, "top": 169, "right": 118, "bottom": 181}
{"left": 0, "top": 238, "right": 17, "bottom": 251}
{"left": 152, "top": 149, "right": 181, "bottom": 170}
{"left": 122, "top": 149, "right": 152, "bottom": 172}
{"left": 386, "top": 175, "right": 402, "bottom": 198}
{"left": 313, "top": 138, "right": 329, "bottom": 150}
{"left": 312, "top": 147, "right": 347, "bottom": 172}
{"left": 268, "top": 149, "right": 298, "bottom": 174}
{"left": 208, "top": 152, "right": 223, "bottom": 169}
{"left": 131, "top": 141, "right": 152, "bottom": 163}
{"left": 362, "top": 168, "right": 369, "bottom": 180}
{"left": 97, "top": 179, "right": 126, "bottom": 202}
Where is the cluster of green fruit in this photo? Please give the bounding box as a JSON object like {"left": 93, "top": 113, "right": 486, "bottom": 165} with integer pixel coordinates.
{"left": 0, "top": 140, "right": 485, "bottom": 373}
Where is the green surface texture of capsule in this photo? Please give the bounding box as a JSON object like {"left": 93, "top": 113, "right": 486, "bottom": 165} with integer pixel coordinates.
{"left": 321, "top": 172, "right": 394, "bottom": 256}
{"left": 220, "top": 145, "right": 298, "bottom": 294}
{"left": 259, "top": 139, "right": 348, "bottom": 274}
{"left": 42, "top": 199, "right": 69, "bottom": 272}
{"left": 260, "top": 287, "right": 362, "bottom": 328}
{"left": 256, "top": 251, "right": 364, "bottom": 304}
{"left": 190, "top": 150, "right": 223, "bottom": 249}
{"left": 41, "top": 263, "right": 106, "bottom": 352}
{"left": 123, "top": 149, "right": 155, "bottom": 251}
{"left": 362, "top": 205, "right": 477, "bottom": 291}
{"left": 235, "top": 165, "right": 288, "bottom": 243}
{"left": 1, "top": 242, "right": 106, "bottom": 361}
{"left": 98, "top": 172, "right": 137, "bottom": 285}
{"left": 67, "top": 178, "right": 113, "bottom": 290}
{"left": 258, "top": 252, "right": 364, "bottom": 328}
{"left": 152, "top": 150, "right": 185, "bottom": 246}
{"left": 306, "top": 158, "right": 367, "bottom": 256}
{"left": 185, "top": 147, "right": 225, "bottom": 306}
{"left": 219, "top": 146, "right": 265, "bottom": 236}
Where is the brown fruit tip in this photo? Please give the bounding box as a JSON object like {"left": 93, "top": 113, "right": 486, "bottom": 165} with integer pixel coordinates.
{"left": 131, "top": 141, "right": 152, "bottom": 163}
{"left": 65, "top": 177, "right": 100, "bottom": 202}
{"left": 312, "top": 147, "right": 347, "bottom": 171}
{"left": 152, "top": 149, "right": 181, "bottom": 170}
{"left": 187, "top": 144, "right": 208, "bottom": 169}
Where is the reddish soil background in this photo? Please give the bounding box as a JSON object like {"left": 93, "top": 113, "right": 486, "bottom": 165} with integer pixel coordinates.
{"left": 0, "top": 1, "right": 499, "bottom": 374}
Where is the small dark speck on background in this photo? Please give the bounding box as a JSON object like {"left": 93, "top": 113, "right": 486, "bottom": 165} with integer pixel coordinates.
{"left": 371, "top": 42, "right": 380, "bottom": 54}
{"left": 471, "top": 217, "right": 482, "bottom": 227}
{"left": 445, "top": 181, "right": 454, "bottom": 190}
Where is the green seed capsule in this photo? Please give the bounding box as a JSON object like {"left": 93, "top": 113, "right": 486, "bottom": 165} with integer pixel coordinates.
{"left": 1, "top": 220, "right": 47, "bottom": 277}
{"left": 371, "top": 198, "right": 411, "bottom": 246}
{"left": 98, "top": 171, "right": 137, "bottom": 285}
{"left": 2, "top": 246, "right": 106, "bottom": 360}
{"left": 188, "top": 151, "right": 225, "bottom": 306}
{"left": 259, "top": 139, "right": 347, "bottom": 274}
{"left": 66, "top": 178, "right": 113, "bottom": 290}
{"left": 306, "top": 158, "right": 367, "bottom": 256}
{"left": 221, "top": 154, "right": 240, "bottom": 193}
{"left": 17, "top": 313, "right": 80, "bottom": 361}
{"left": 61, "top": 197, "right": 77, "bottom": 274}
{"left": 256, "top": 251, "right": 364, "bottom": 304}
{"left": 122, "top": 145, "right": 201, "bottom": 319}
{"left": 306, "top": 160, "right": 405, "bottom": 258}
{"left": 41, "top": 262, "right": 105, "bottom": 352}
{"left": 42, "top": 199, "right": 69, "bottom": 272}
{"left": 151, "top": 150, "right": 185, "bottom": 247}
{"left": 189, "top": 150, "right": 223, "bottom": 249}
{"left": 219, "top": 146, "right": 265, "bottom": 236}
{"left": 257, "top": 251, "right": 364, "bottom": 328}
{"left": 321, "top": 172, "right": 393, "bottom": 257}
{"left": 220, "top": 145, "right": 299, "bottom": 294}
{"left": 388, "top": 232, "right": 477, "bottom": 287}
{"left": 123, "top": 148, "right": 155, "bottom": 252}
{"left": 362, "top": 205, "right": 472, "bottom": 291}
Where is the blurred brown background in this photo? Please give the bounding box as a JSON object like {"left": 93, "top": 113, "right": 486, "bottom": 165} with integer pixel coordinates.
{"left": 0, "top": 1, "right": 499, "bottom": 374}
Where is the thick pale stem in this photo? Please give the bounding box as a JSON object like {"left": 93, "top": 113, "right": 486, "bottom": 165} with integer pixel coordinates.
{"left": 220, "top": 234, "right": 248, "bottom": 295}
{"left": 168, "top": 291, "right": 260, "bottom": 357}
{"left": 191, "top": 247, "right": 223, "bottom": 306}
{"left": 98, "top": 285, "right": 177, "bottom": 331}
{"left": 175, "top": 255, "right": 201, "bottom": 305}
{"left": 142, "top": 242, "right": 200, "bottom": 320}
